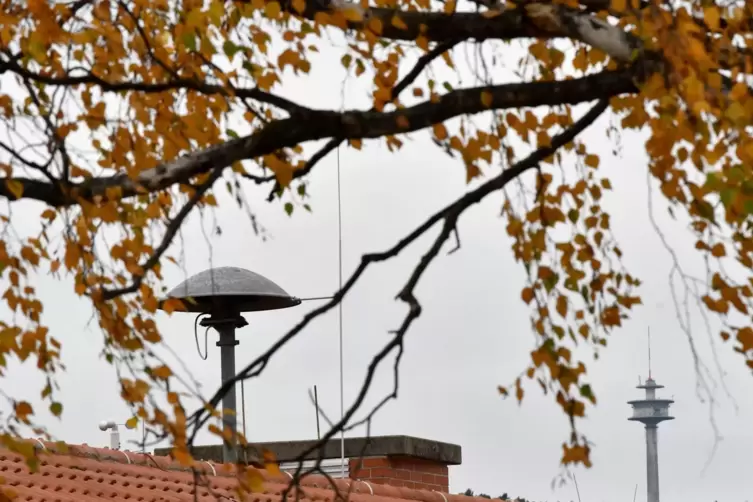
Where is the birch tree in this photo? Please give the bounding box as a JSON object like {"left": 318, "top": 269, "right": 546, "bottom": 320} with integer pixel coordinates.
{"left": 0, "top": 0, "right": 751, "bottom": 481}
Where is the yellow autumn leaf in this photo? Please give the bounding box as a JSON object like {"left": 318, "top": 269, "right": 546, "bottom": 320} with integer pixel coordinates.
{"left": 391, "top": 15, "right": 408, "bottom": 30}
{"left": 262, "top": 449, "right": 281, "bottom": 475}
{"left": 264, "top": 1, "right": 282, "bottom": 19}
{"left": 480, "top": 91, "right": 493, "bottom": 108}
{"left": 703, "top": 6, "right": 721, "bottom": 30}
{"left": 5, "top": 180, "right": 23, "bottom": 199}
{"left": 152, "top": 365, "right": 172, "bottom": 379}
{"left": 247, "top": 469, "right": 265, "bottom": 491}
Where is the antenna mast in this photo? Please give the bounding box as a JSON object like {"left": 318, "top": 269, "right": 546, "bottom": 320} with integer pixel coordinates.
{"left": 648, "top": 327, "right": 652, "bottom": 379}
{"left": 336, "top": 137, "right": 346, "bottom": 478}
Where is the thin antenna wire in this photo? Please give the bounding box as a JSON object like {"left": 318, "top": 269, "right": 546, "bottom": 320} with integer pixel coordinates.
{"left": 648, "top": 327, "right": 652, "bottom": 379}
{"left": 241, "top": 379, "right": 247, "bottom": 439}
{"left": 632, "top": 483, "right": 638, "bottom": 502}
{"left": 573, "top": 474, "right": 582, "bottom": 502}
{"left": 314, "top": 385, "right": 321, "bottom": 440}
{"left": 336, "top": 142, "right": 345, "bottom": 479}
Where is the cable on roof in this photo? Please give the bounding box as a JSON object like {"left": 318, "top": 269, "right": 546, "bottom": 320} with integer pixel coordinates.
{"left": 204, "top": 461, "right": 217, "bottom": 476}
{"left": 120, "top": 451, "right": 131, "bottom": 464}
{"left": 434, "top": 491, "right": 448, "bottom": 502}
{"left": 33, "top": 439, "right": 46, "bottom": 451}
{"left": 361, "top": 481, "right": 373, "bottom": 495}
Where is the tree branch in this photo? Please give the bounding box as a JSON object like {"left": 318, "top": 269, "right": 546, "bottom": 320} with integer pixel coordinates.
{"left": 0, "top": 53, "right": 309, "bottom": 116}
{"left": 98, "top": 168, "right": 225, "bottom": 301}
{"left": 269, "top": 0, "right": 641, "bottom": 63}
{"left": 260, "top": 37, "right": 465, "bottom": 199}
{"left": 1, "top": 67, "right": 636, "bottom": 207}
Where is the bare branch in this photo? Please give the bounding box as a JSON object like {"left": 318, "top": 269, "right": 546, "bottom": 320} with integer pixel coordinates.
{"left": 186, "top": 97, "right": 610, "bottom": 459}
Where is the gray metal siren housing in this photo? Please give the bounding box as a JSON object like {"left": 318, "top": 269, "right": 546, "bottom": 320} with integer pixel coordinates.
{"left": 164, "top": 266, "right": 301, "bottom": 314}
{"left": 160, "top": 266, "right": 301, "bottom": 464}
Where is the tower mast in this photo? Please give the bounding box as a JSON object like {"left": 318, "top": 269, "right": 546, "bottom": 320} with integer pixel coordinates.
{"left": 628, "top": 331, "right": 674, "bottom": 502}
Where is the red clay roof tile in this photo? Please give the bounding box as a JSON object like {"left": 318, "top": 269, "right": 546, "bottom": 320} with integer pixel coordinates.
{"left": 0, "top": 440, "right": 489, "bottom": 502}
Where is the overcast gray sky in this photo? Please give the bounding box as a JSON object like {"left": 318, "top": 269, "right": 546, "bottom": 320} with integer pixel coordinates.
{"left": 1, "top": 19, "right": 752, "bottom": 502}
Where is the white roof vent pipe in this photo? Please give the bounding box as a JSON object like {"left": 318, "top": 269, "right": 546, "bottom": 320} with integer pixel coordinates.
{"left": 99, "top": 420, "right": 123, "bottom": 450}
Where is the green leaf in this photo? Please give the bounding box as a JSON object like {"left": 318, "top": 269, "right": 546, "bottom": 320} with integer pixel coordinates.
{"left": 341, "top": 54, "right": 352, "bottom": 68}
{"left": 223, "top": 41, "right": 243, "bottom": 60}
{"left": 284, "top": 202, "right": 294, "bottom": 216}
{"left": 297, "top": 184, "right": 306, "bottom": 197}
{"left": 694, "top": 199, "right": 715, "bottom": 221}
{"left": 704, "top": 172, "right": 723, "bottom": 191}
{"left": 182, "top": 33, "right": 197, "bottom": 52}
{"left": 543, "top": 272, "right": 559, "bottom": 293}
{"left": 227, "top": 129, "right": 239, "bottom": 139}
{"left": 579, "top": 384, "right": 594, "bottom": 400}
{"left": 49, "top": 402, "right": 63, "bottom": 417}
{"left": 720, "top": 188, "right": 734, "bottom": 207}
{"left": 744, "top": 200, "right": 753, "bottom": 215}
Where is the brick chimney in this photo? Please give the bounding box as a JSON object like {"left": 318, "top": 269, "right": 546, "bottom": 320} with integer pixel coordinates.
{"left": 349, "top": 455, "right": 449, "bottom": 491}
{"left": 167, "top": 435, "right": 461, "bottom": 493}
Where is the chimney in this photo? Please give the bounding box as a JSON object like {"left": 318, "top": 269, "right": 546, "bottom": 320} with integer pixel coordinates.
{"left": 164, "top": 435, "right": 461, "bottom": 493}
{"left": 349, "top": 454, "right": 450, "bottom": 491}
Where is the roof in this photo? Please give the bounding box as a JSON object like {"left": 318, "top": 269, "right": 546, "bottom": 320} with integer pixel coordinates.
{"left": 0, "top": 440, "right": 482, "bottom": 502}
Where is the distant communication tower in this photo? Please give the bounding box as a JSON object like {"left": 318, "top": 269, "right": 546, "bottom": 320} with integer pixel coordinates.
{"left": 628, "top": 332, "right": 674, "bottom": 502}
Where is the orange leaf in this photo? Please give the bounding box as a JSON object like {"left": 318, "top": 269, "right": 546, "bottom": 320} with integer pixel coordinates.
{"left": 556, "top": 295, "right": 568, "bottom": 317}
{"left": 584, "top": 154, "right": 600, "bottom": 168}
{"left": 15, "top": 401, "right": 33, "bottom": 422}
{"left": 172, "top": 446, "right": 193, "bottom": 466}
{"left": 710, "top": 243, "right": 726, "bottom": 257}
{"left": 433, "top": 123, "right": 448, "bottom": 140}
{"left": 737, "top": 327, "right": 753, "bottom": 352}
{"left": 515, "top": 378, "right": 524, "bottom": 403}
{"left": 521, "top": 287, "right": 535, "bottom": 304}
